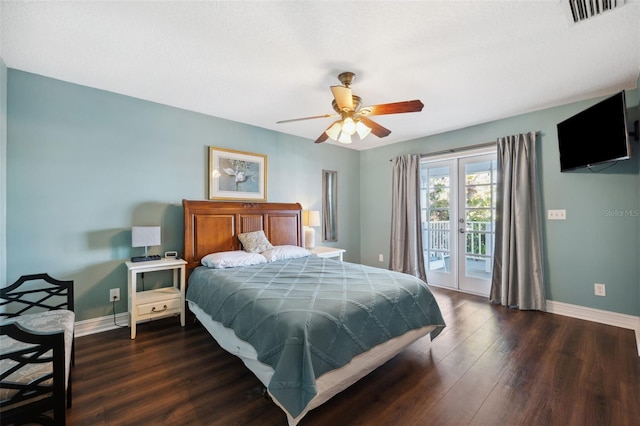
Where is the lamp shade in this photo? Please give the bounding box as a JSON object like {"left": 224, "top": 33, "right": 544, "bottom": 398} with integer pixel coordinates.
{"left": 325, "top": 121, "right": 342, "bottom": 140}
{"left": 308, "top": 210, "right": 320, "bottom": 227}
{"left": 303, "top": 210, "right": 321, "bottom": 227}
{"left": 356, "top": 120, "right": 371, "bottom": 139}
{"left": 342, "top": 117, "right": 356, "bottom": 135}
{"left": 337, "top": 131, "right": 352, "bottom": 144}
{"left": 132, "top": 226, "right": 161, "bottom": 248}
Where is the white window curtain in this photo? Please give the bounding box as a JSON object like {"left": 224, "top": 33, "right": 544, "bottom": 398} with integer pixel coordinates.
{"left": 390, "top": 154, "right": 426, "bottom": 282}
{"left": 490, "top": 132, "right": 546, "bottom": 310}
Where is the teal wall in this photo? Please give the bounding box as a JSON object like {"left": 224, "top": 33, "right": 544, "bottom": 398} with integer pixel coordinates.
{"left": 5, "top": 69, "right": 639, "bottom": 320}
{"left": 0, "top": 58, "right": 6, "bottom": 287}
{"left": 360, "top": 87, "right": 640, "bottom": 316}
{"left": 6, "top": 70, "right": 360, "bottom": 321}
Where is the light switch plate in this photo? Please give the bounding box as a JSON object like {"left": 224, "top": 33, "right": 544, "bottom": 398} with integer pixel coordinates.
{"left": 547, "top": 209, "right": 566, "bottom": 220}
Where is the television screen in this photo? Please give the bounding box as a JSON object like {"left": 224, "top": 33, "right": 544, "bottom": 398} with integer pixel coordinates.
{"left": 556, "top": 91, "right": 631, "bottom": 172}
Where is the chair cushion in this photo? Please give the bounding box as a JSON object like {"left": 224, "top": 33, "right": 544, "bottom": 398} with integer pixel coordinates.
{"left": 0, "top": 309, "right": 75, "bottom": 402}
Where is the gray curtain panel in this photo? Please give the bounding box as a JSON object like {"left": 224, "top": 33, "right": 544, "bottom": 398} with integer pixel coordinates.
{"left": 490, "top": 132, "right": 546, "bottom": 310}
{"left": 390, "top": 154, "right": 427, "bottom": 282}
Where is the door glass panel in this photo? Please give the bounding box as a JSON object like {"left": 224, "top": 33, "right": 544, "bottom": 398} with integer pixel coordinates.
{"left": 421, "top": 165, "right": 452, "bottom": 276}
{"left": 421, "top": 152, "right": 496, "bottom": 295}
{"left": 463, "top": 160, "right": 496, "bottom": 281}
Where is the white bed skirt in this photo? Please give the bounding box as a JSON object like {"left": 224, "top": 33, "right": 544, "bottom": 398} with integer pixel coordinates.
{"left": 188, "top": 301, "right": 435, "bottom": 425}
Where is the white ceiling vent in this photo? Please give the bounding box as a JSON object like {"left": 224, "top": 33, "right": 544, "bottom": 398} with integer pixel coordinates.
{"left": 564, "top": 0, "right": 626, "bottom": 24}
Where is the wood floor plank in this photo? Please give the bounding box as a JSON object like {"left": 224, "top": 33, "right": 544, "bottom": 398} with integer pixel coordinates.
{"left": 61, "top": 287, "right": 639, "bottom": 425}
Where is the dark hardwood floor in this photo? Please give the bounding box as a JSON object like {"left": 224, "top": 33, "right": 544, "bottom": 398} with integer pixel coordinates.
{"left": 67, "top": 287, "right": 640, "bottom": 425}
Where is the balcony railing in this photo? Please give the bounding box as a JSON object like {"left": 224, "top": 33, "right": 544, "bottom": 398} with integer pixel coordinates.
{"left": 423, "top": 220, "right": 493, "bottom": 257}
{"left": 423, "top": 220, "right": 494, "bottom": 276}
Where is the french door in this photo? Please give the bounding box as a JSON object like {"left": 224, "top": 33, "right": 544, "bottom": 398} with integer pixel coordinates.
{"left": 420, "top": 150, "right": 497, "bottom": 296}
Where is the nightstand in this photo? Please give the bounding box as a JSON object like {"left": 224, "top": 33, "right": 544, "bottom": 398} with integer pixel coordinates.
{"left": 310, "top": 246, "right": 346, "bottom": 261}
{"left": 126, "top": 258, "right": 187, "bottom": 339}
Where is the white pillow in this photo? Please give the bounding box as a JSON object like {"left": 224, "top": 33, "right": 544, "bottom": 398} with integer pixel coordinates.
{"left": 201, "top": 250, "right": 267, "bottom": 269}
{"left": 261, "top": 245, "right": 311, "bottom": 262}
{"left": 237, "top": 230, "right": 274, "bottom": 253}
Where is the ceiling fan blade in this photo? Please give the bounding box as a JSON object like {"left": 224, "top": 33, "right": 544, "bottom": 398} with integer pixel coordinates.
{"left": 277, "top": 113, "right": 337, "bottom": 124}
{"left": 315, "top": 131, "right": 330, "bottom": 144}
{"left": 330, "top": 86, "right": 353, "bottom": 111}
{"left": 359, "top": 99, "right": 424, "bottom": 116}
{"left": 360, "top": 117, "right": 392, "bottom": 138}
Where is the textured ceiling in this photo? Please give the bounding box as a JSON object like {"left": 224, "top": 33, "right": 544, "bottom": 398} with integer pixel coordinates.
{"left": 1, "top": 1, "right": 639, "bottom": 150}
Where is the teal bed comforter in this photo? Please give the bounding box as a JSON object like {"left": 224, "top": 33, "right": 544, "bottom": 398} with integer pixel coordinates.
{"left": 186, "top": 256, "right": 445, "bottom": 418}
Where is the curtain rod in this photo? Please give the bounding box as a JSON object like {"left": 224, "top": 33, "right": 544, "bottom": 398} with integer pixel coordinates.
{"left": 389, "top": 141, "right": 496, "bottom": 162}
{"left": 388, "top": 132, "right": 543, "bottom": 161}
{"left": 421, "top": 141, "right": 497, "bottom": 158}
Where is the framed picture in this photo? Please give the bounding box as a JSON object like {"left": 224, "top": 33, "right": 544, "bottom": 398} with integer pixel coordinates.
{"left": 208, "top": 147, "right": 267, "bottom": 201}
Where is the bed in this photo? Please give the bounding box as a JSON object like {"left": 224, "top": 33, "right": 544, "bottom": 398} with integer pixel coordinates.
{"left": 182, "top": 200, "right": 445, "bottom": 424}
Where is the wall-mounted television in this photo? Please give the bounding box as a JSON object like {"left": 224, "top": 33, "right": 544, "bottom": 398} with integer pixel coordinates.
{"left": 556, "top": 91, "right": 632, "bottom": 172}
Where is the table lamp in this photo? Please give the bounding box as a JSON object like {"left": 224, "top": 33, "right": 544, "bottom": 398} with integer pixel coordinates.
{"left": 303, "top": 210, "right": 320, "bottom": 249}
{"left": 131, "top": 226, "right": 161, "bottom": 262}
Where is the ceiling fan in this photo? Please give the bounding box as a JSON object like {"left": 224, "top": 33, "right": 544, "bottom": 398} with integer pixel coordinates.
{"left": 277, "top": 72, "right": 424, "bottom": 144}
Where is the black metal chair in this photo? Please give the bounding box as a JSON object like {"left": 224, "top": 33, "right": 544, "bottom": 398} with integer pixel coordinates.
{"left": 0, "top": 273, "right": 75, "bottom": 425}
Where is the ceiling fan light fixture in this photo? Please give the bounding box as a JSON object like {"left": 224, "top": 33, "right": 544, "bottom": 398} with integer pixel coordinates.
{"left": 356, "top": 120, "right": 371, "bottom": 139}
{"left": 342, "top": 117, "right": 357, "bottom": 135}
{"left": 325, "top": 121, "right": 342, "bottom": 140}
{"left": 277, "top": 71, "right": 424, "bottom": 145}
{"left": 337, "top": 131, "right": 352, "bottom": 144}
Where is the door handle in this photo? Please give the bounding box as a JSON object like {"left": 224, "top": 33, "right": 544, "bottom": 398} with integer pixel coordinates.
{"left": 459, "top": 228, "right": 465, "bottom": 234}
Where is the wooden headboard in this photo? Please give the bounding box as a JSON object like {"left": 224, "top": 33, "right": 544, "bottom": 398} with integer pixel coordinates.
{"left": 182, "top": 200, "right": 303, "bottom": 270}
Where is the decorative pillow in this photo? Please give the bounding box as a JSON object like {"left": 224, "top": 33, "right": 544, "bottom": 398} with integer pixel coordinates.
{"left": 201, "top": 250, "right": 267, "bottom": 269}
{"left": 237, "top": 230, "right": 274, "bottom": 253}
{"left": 261, "top": 245, "right": 311, "bottom": 262}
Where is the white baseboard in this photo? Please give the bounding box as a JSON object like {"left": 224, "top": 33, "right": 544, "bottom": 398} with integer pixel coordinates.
{"left": 545, "top": 300, "right": 640, "bottom": 356}
{"left": 74, "top": 312, "right": 129, "bottom": 337}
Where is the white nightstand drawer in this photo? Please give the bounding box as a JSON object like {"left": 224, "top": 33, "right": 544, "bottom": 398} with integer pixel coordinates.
{"left": 137, "top": 296, "right": 181, "bottom": 316}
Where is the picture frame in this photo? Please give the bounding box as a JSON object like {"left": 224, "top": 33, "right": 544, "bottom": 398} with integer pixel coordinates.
{"left": 208, "top": 147, "right": 267, "bottom": 201}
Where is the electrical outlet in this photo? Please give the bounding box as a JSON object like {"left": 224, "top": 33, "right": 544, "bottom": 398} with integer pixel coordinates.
{"left": 594, "top": 283, "right": 606, "bottom": 297}
{"left": 547, "top": 209, "right": 566, "bottom": 220}
{"left": 378, "top": 254, "right": 384, "bottom": 262}
{"left": 110, "top": 288, "right": 121, "bottom": 302}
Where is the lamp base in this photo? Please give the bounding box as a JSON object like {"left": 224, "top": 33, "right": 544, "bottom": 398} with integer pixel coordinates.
{"left": 304, "top": 227, "right": 316, "bottom": 249}
{"left": 131, "top": 255, "right": 161, "bottom": 263}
